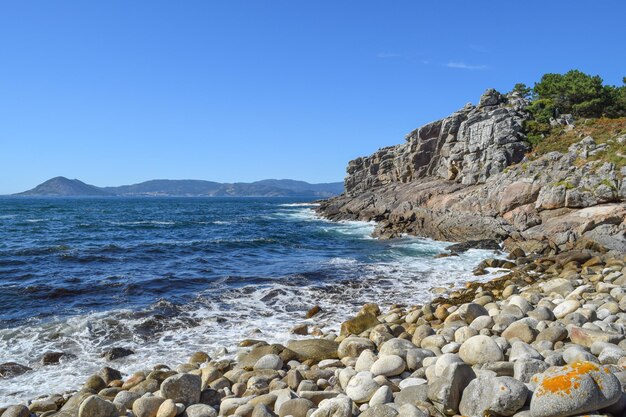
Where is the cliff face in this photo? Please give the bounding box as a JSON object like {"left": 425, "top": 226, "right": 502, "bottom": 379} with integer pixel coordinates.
{"left": 319, "top": 90, "right": 626, "bottom": 254}
{"left": 345, "top": 89, "right": 530, "bottom": 195}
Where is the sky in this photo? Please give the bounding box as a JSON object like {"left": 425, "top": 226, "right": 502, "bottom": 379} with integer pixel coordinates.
{"left": 1, "top": 1, "right": 625, "bottom": 194}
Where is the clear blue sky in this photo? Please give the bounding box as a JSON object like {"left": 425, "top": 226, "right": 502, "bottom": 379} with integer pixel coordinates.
{"left": 1, "top": 1, "right": 625, "bottom": 194}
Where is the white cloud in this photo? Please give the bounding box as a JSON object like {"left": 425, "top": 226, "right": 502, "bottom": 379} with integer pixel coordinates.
{"left": 446, "top": 61, "right": 488, "bottom": 70}
{"left": 376, "top": 52, "right": 402, "bottom": 59}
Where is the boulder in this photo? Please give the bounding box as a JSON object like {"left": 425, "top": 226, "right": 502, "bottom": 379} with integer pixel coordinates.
{"left": 278, "top": 398, "right": 315, "bottom": 417}
{"left": 287, "top": 339, "right": 339, "bottom": 361}
{"left": 254, "top": 354, "right": 283, "bottom": 370}
{"left": 156, "top": 399, "right": 178, "bottom": 417}
{"left": 370, "top": 355, "right": 406, "bottom": 377}
{"left": 458, "top": 335, "right": 504, "bottom": 365}
{"left": 530, "top": 361, "right": 622, "bottom": 417}
{"left": 185, "top": 404, "right": 218, "bottom": 417}
{"left": 132, "top": 397, "right": 166, "bottom": 417}
{"left": 338, "top": 337, "right": 376, "bottom": 359}
{"left": 161, "top": 373, "right": 202, "bottom": 407}
{"left": 101, "top": 347, "right": 134, "bottom": 361}
{"left": 427, "top": 362, "right": 476, "bottom": 415}
{"left": 459, "top": 375, "right": 528, "bottom": 416}
{"left": 345, "top": 371, "right": 380, "bottom": 403}
{"left": 340, "top": 313, "right": 380, "bottom": 336}
{"left": 0, "top": 362, "right": 31, "bottom": 378}
{"left": 360, "top": 404, "right": 399, "bottom": 417}
{"left": 78, "top": 395, "right": 119, "bottom": 417}
{"left": 309, "top": 396, "right": 353, "bottom": 417}
{"left": 0, "top": 405, "right": 30, "bottom": 417}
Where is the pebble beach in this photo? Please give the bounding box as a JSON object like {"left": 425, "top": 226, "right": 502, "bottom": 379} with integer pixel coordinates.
{"left": 3, "top": 247, "right": 626, "bottom": 417}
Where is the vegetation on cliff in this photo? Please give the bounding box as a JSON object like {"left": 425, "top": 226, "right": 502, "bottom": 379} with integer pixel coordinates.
{"left": 517, "top": 70, "right": 626, "bottom": 167}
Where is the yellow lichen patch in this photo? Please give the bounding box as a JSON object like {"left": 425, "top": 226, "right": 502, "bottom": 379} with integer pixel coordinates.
{"left": 535, "top": 362, "right": 599, "bottom": 398}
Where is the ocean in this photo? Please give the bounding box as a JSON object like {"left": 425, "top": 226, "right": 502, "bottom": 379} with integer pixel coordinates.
{"left": 0, "top": 197, "right": 501, "bottom": 406}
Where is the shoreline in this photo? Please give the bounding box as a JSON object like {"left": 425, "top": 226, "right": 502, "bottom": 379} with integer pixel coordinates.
{"left": 3, "top": 246, "right": 626, "bottom": 417}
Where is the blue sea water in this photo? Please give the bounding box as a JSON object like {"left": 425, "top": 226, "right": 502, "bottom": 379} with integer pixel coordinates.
{"left": 0, "top": 197, "right": 501, "bottom": 405}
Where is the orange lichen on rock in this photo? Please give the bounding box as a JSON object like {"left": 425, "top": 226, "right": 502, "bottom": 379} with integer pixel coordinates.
{"left": 535, "top": 362, "right": 599, "bottom": 398}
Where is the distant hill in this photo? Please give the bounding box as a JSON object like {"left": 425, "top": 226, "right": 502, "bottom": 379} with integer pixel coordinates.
{"left": 17, "top": 177, "right": 113, "bottom": 196}
{"left": 15, "top": 177, "right": 343, "bottom": 198}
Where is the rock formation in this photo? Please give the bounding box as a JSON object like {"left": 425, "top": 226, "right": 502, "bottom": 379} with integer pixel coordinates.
{"left": 318, "top": 90, "right": 626, "bottom": 253}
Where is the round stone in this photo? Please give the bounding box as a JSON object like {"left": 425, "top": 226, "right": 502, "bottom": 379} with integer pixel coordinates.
{"left": 133, "top": 397, "right": 166, "bottom": 417}
{"left": 530, "top": 361, "right": 622, "bottom": 417}
{"left": 459, "top": 335, "right": 504, "bottom": 365}
{"left": 78, "top": 395, "right": 119, "bottom": 417}
{"left": 345, "top": 372, "right": 380, "bottom": 403}
{"left": 370, "top": 355, "right": 406, "bottom": 377}
{"left": 253, "top": 354, "right": 284, "bottom": 370}
{"left": 156, "top": 399, "right": 178, "bottom": 417}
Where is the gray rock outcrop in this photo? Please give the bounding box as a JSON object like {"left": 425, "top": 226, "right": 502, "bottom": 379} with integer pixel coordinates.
{"left": 318, "top": 89, "right": 626, "bottom": 253}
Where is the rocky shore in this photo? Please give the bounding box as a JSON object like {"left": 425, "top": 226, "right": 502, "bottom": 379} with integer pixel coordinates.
{"left": 2, "top": 248, "right": 626, "bottom": 417}
{"left": 317, "top": 90, "right": 626, "bottom": 254}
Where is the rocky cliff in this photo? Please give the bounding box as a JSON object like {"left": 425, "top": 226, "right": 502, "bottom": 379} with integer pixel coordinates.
{"left": 318, "top": 90, "right": 626, "bottom": 254}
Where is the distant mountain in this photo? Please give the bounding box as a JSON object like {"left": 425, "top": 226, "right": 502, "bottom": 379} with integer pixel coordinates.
{"left": 15, "top": 177, "right": 343, "bottom": 198}
{"left": 17, "top": 177, "right": 113, "bottom": 196}
{"left": 102, "top": 179, "right": 223, "bottom": 196}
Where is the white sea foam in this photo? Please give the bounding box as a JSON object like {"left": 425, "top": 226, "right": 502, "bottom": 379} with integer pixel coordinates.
{"left": 278, "top": 203, "right": 320, "bottom": 207}
{"left": 0, "top": 207, "right": 506, "bottom": 406}
{"left": 109, "top": 220, "right": 176, "bottom": 226}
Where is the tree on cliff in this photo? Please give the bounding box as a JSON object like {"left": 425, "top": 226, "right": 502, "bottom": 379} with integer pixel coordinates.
{"left": 518, "top": 70, "right": 626, "bottom": 146}
{"left": 531, "top": 70, "right": 608, "bottom": 118}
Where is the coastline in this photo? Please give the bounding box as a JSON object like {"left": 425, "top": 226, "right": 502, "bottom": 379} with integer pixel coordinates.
{"left": 3, "top": 244, "right": 626, "bottom": 417}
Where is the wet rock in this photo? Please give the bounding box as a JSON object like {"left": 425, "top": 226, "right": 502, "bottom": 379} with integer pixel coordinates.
{"left": 0, "top": 405, "right": 30, "bottom": 417}
{"left": 189, "top": 351, "right": 211, "bottom": 365}
{"left": 101, "top": 347, "right": 134, "bottom": 361}
{"left": 98, "top": 366, "right": 122, "bottom": 384}
{"left": 290, "top": 324, "right": 308, "bottom": 335}
{"left": 0, "top": 362, "right": 31, "bottom": 378}
{"left": 340, "top": 313, "right": 380, "bottom": 336}
{"left": 287, "top": 339, "right": 339, "bottom": 362}
{"left": 306, "top": 305, "right": 322, "bottom": 318}
{"left": 530, "top": 361, "right": 622, "bottom": 417}
{"left": 446, "top": 239, "right": 501, "bottom": 252}
{"left": 84, "top": 374, "right": 107, "bottom": 391}
{"left": 161, "top": 373, "right": 202, "bottom": 407}
{"left": 40, "top": 351, "right": 75, "bottom": 365}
